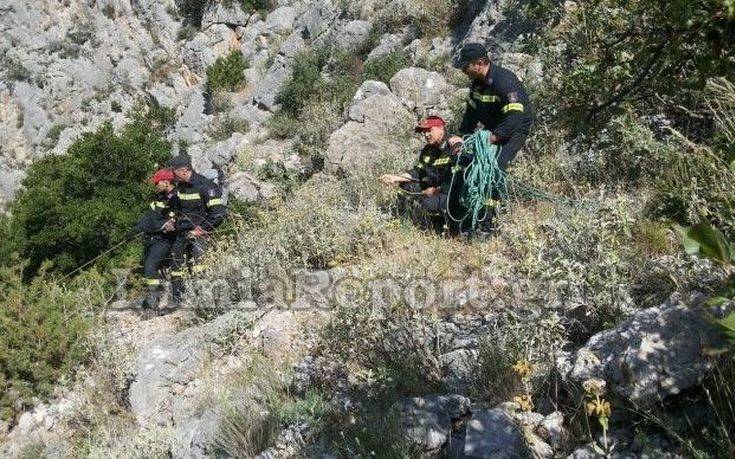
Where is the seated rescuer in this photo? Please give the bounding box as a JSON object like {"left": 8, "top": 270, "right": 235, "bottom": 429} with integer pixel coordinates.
{"left": 449, "top": 43, "right": 534, "bottom": 171}
{"left": 167, "top": 155, "right": 227, "bottom": 305}
{"left": 379, "top": 115, "right": 462, "bottom": 222}
{"left": 131, "top": 168, "right": 180, "bottom": 310}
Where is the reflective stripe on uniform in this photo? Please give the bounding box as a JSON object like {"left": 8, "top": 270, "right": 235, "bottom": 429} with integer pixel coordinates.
{"left": 149, "top": 201, "right": 167, "bottom": 210}
{"left": 170, "top": 270, "right": 186, "bottom": 277}
{"left": 415, "top": 163, "right": 425, "bottom": 169}
{"left": 146, "top": 278, "right": 162, "bottom": 286}
{"left": 179, "top": 192, "right": 201, "bottom": 201}
{"left": 472, "top": 91, "right": 499, "bottom": 103}
{"left": 502, "top": 103, "right": 524, "bottom": 113}
{"left": 432, "top": 157, "right": 451, "bottom": 166}
{"left": 422, "top": 156, "right": 431, "bottom": 163}
{"left": 207, "top": 198, "right": 223, "bottom": 207}
{"left": 451, "top": 165, "right": 463, "bottom": 174}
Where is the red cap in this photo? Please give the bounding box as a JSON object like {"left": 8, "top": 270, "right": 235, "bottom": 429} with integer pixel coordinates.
{"left": 149, "top": 168, "right": 175, "bottom": 184}
{"left": 415, "top": 115, "right": 446, "bottom": 132}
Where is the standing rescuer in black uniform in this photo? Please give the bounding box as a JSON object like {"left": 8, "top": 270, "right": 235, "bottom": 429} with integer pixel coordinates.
{"left": 379, "top": 115, "right": 462, "bottom": 230}
{"left": 132, "top": 168, "right": 180, "bottom": 311}
{"left": 168, "top": 155, "right": 227, "bottom": 306}
{"left": 449, "top": 43, "right": 534, "bottom": 171}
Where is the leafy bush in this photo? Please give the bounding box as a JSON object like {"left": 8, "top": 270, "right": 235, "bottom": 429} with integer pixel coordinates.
{"left": 374, "top": 0, "right": 470, "bottom": 38}
{"left": 177, "top": 0, "right": 207, "bottom": 27}
{"left": 528, "top": 0, "right": 735, "bottom": 130}
{"left": 208, "top": 114, "right": 250, "bottom": 141}
{"left": 206, "top": 51, "right": 248, "bottom": 92}
{"left": 363, "top": 50, "right": 410, "bottom": 83}
{"left": 0, "top": 263, "right": 107, "bottom": 420}
{"left": 8, "top": 102, "right": 174, "bottom": 275}
{"left": 276, "top": 47, "right": 332, "bottom": 116}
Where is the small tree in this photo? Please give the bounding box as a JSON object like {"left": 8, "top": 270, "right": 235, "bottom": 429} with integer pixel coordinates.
{"left": 206, "top": 51, "right": 248, "bottom": 92}
{"left": 9, "top": 103, "right": 174, "bottom": 275}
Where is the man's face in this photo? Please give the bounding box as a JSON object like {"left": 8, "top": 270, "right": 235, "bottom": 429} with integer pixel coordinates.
{"left": 423, "top": 125, "right": 445, "bottom": 145}
{"left": 173, "top": 166, "right": 190, "bottom": 182}
{"left": 462, "top": 60, "right": 485, "bottom": 80}
{"left": 155, "top": 180, "right": 174, "bottom": 193}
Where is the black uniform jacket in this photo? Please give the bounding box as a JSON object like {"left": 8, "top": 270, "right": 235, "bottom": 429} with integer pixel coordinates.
{"left": 459, "top": 64, "right": 534, "bottom": 139}
{"left": 175, "top": 173, "right": 226, "bottom": 232}
{"left": 408, "top": 136, "right": 460, "bottom": 193}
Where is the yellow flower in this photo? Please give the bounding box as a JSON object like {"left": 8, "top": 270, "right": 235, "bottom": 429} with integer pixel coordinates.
{"left": 582, "top": 378, "right": 607, "bottom": 396}
{"left": 512, "top": 360, "right": 535, "bottom": 379}
{"left": 513, "top": 394, "right": 534, "bottom": 412}
{"left": 586, "top": 398, "right": 611, "bottom": 418}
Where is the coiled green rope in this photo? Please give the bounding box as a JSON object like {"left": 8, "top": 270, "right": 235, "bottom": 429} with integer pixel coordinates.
{"left": 445, "top": 130, "right": 508, "bottom": 228}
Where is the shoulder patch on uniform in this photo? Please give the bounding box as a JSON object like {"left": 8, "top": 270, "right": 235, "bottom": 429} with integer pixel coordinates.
{"left": 207, "top": 188, "right": 217, "bottom": 197}
{"left": 507, "top": 92, "right": 518, "bottom": 103}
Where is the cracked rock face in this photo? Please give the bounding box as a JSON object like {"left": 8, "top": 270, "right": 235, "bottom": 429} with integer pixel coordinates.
{"left": 570, "top": 295, "right": 726, "bottom": 408}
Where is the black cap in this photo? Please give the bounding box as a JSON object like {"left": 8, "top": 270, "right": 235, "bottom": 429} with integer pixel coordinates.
{"left": 168, "top": 155, "right": 191, "bottom": 169}
{"left": 453, "top": 43, "right": 489, "bottom": 69}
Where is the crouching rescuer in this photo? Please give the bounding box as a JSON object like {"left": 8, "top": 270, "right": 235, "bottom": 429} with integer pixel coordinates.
{"left": 168, "top": 155, "right": 227, "bottom": 305}
{"left": 379, "top": 115, "right": 462, "bottom": 231}
{"left": 132, "top": 168, "right": 180, "bottom": 310}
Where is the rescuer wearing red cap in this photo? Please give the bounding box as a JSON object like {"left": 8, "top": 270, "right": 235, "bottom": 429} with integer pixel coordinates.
{"left": 131, "top": 168, "right": 180, "bottom": 312}
{"left": 380, "top": 115, "right": 461, "bottom": 230}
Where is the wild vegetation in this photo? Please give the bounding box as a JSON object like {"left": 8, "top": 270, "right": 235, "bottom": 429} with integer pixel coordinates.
{"left": 2, "top": 0, "right": 735, "bottom": 456}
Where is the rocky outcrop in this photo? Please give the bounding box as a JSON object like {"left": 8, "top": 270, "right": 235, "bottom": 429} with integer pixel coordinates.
{"left": 128, "top": 309, "right": 258, "bottom": 426}
{"left": 389, "top": 67, "right": 452, "bottom": 114}
{"left": 570, "top": 294, "right": 726, "bottom": 408}
{"left": 326, "top": 81, "right": 418, "bottom": 173}
{"left": 394, "top": 394, "right": 471, "bottom": 454}
{"left": 464, "top": 408, "right": 528, "bottom": 458}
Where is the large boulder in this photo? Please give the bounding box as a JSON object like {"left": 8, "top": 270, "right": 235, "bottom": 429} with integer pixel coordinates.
{"left": 128, "top": 310, "right": 256, "bottom": 426}
{"left": 298, "top": 0, "right": 340, "bottom": 40}
{"left": 394, "top": 394, "right": 471, "bottom": 454}
{"left": 265, "top": 6, "right": 297, "bottom": 35}
{"left": 389, "top": 67, "right": 452, "bottom": 113}
{"left": 367, "top": 32, "right": 404, "bottom": 61}
{"left": 464, "top": 408, "right": 527, "bottom": 458}
{"left": 333, "top": 20, "right": 371, "bottom": 51}
{"left": 570, "top": 295, "right": 726, "bottom": 408}
{"left": 440, "top": 349, "right": 478, "bottom": 395}
{"left": 228, "top": 171, "right": 277, "bottom": 203}
{"left": 326, "top": 83, "right": 417, "bottom": 173}
{"left": 201, "top": 1, "right": 255, "bottom": 28}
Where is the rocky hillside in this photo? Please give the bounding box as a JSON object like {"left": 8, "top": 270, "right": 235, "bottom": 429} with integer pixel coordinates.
{"left": 2, "top": 0, "right": 735, "bottom": 457}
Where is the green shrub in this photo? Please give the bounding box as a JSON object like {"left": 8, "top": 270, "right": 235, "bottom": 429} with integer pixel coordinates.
{"left": 45, "top": 123, "right": 65, "bottom": 149}
{"left": 208, "top": 114, "right": 250, "bottom": 141}
{"left": 5, "top": 59, "right": 31, "bottom": 82}
{"left": 276, "top": 47, "right": 331, "bottom": 116}
{"left": 650, "top": 79, "right": 735, "bottom": 239}
{"left": 177, "top": 24, "right": 198, "bottom": 41}
{"left": 527, "top": 0, "right": 735, "bottom": 130}
{"left": 177, "top": 0, "right": 207, "bottom": 27}
{"left": 374, "top": 0, "right": 470, "bottom": 38}
{"left": 8, "top": 102, "right": 174, "bottom": 275}
{"left": 364, "top": 50, "right": 410, "bottom": 83}
{"left": 206, "top": 51, "right": 248, "bottom": 92}
{"left": 0, "top": 263, "right": 107, "bottom": 420}
{"left": 256, "top": 159, "right": 299, "bottom": 194}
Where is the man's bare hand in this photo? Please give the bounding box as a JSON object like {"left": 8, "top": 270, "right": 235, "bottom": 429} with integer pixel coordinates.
{"left": 448, "top": 135, "right": 463, "bottom": 146}
{"left": 422, "top": 186, "right": 440, "bottom": 197}
{"left": 162, "top": 218, "right": 176, "bottom": 233}
{"left": 379, "top": 174, "right": 412, "bottom": 186}
{"left": 379, "top": 174, "right": 398, "bottom": 186}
